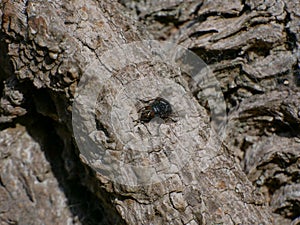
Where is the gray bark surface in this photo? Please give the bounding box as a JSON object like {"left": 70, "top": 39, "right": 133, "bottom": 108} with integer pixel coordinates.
{"left": 120, "top": 0, "right": 300, "bottom": 224}
{"left": 0, "top": 124, "right": 81, "bottom": 225}
{"left": 0, "top": 0, "right": 299, "bottom": 224}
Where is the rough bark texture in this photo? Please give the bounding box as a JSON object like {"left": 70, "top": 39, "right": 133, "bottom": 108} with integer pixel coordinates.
{"left": 0, "top": 0, "right": 299, "bottom": 225}
{"left": 120, "top": 0, "right": 300, "bottom": 224}
{"left": 0, "top": 124, "right": 80, "bottom": 225}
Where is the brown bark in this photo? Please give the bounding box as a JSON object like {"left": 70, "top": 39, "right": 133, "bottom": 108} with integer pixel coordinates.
{"left": 121, "top": 0, "right": 300, "bottom": 224}
{"left": 0, "top": 0, "right": 299, "bottom": 225}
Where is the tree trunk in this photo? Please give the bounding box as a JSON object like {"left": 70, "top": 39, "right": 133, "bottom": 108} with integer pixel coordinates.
{"left": 0, "top": 0, "right": 298, "bottom": 225}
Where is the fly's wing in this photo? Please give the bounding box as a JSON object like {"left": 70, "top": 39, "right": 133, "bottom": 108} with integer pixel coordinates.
{"left": 134, "top": 97, "right": 156, "bottom": 123}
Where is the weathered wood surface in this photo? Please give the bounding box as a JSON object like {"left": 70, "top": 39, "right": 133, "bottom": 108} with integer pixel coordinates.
{"left": 0, "top": 0, "right": 299, "bottom": 224}
{"left": 121, "top": 0, "right": 300, "bottom": 224}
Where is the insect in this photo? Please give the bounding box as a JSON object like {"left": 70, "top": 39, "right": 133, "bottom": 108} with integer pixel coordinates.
{"left": 138, "top": 97, "right": 173, "bottom": 123}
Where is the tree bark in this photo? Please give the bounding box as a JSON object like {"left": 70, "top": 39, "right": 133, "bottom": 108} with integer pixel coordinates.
{"left": 121, "top": 0, "right": 300, "bottom": 224}
{"left": 0, "top": 0, "right": 299, "bottom": 225}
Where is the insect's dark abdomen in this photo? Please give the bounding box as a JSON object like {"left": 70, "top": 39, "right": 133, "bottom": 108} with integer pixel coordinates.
{"left": 139, "top": 97, "right": 173, "bottom": 123}
{"left": 152, "top": 98, "right": 172, "bottom": 118}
